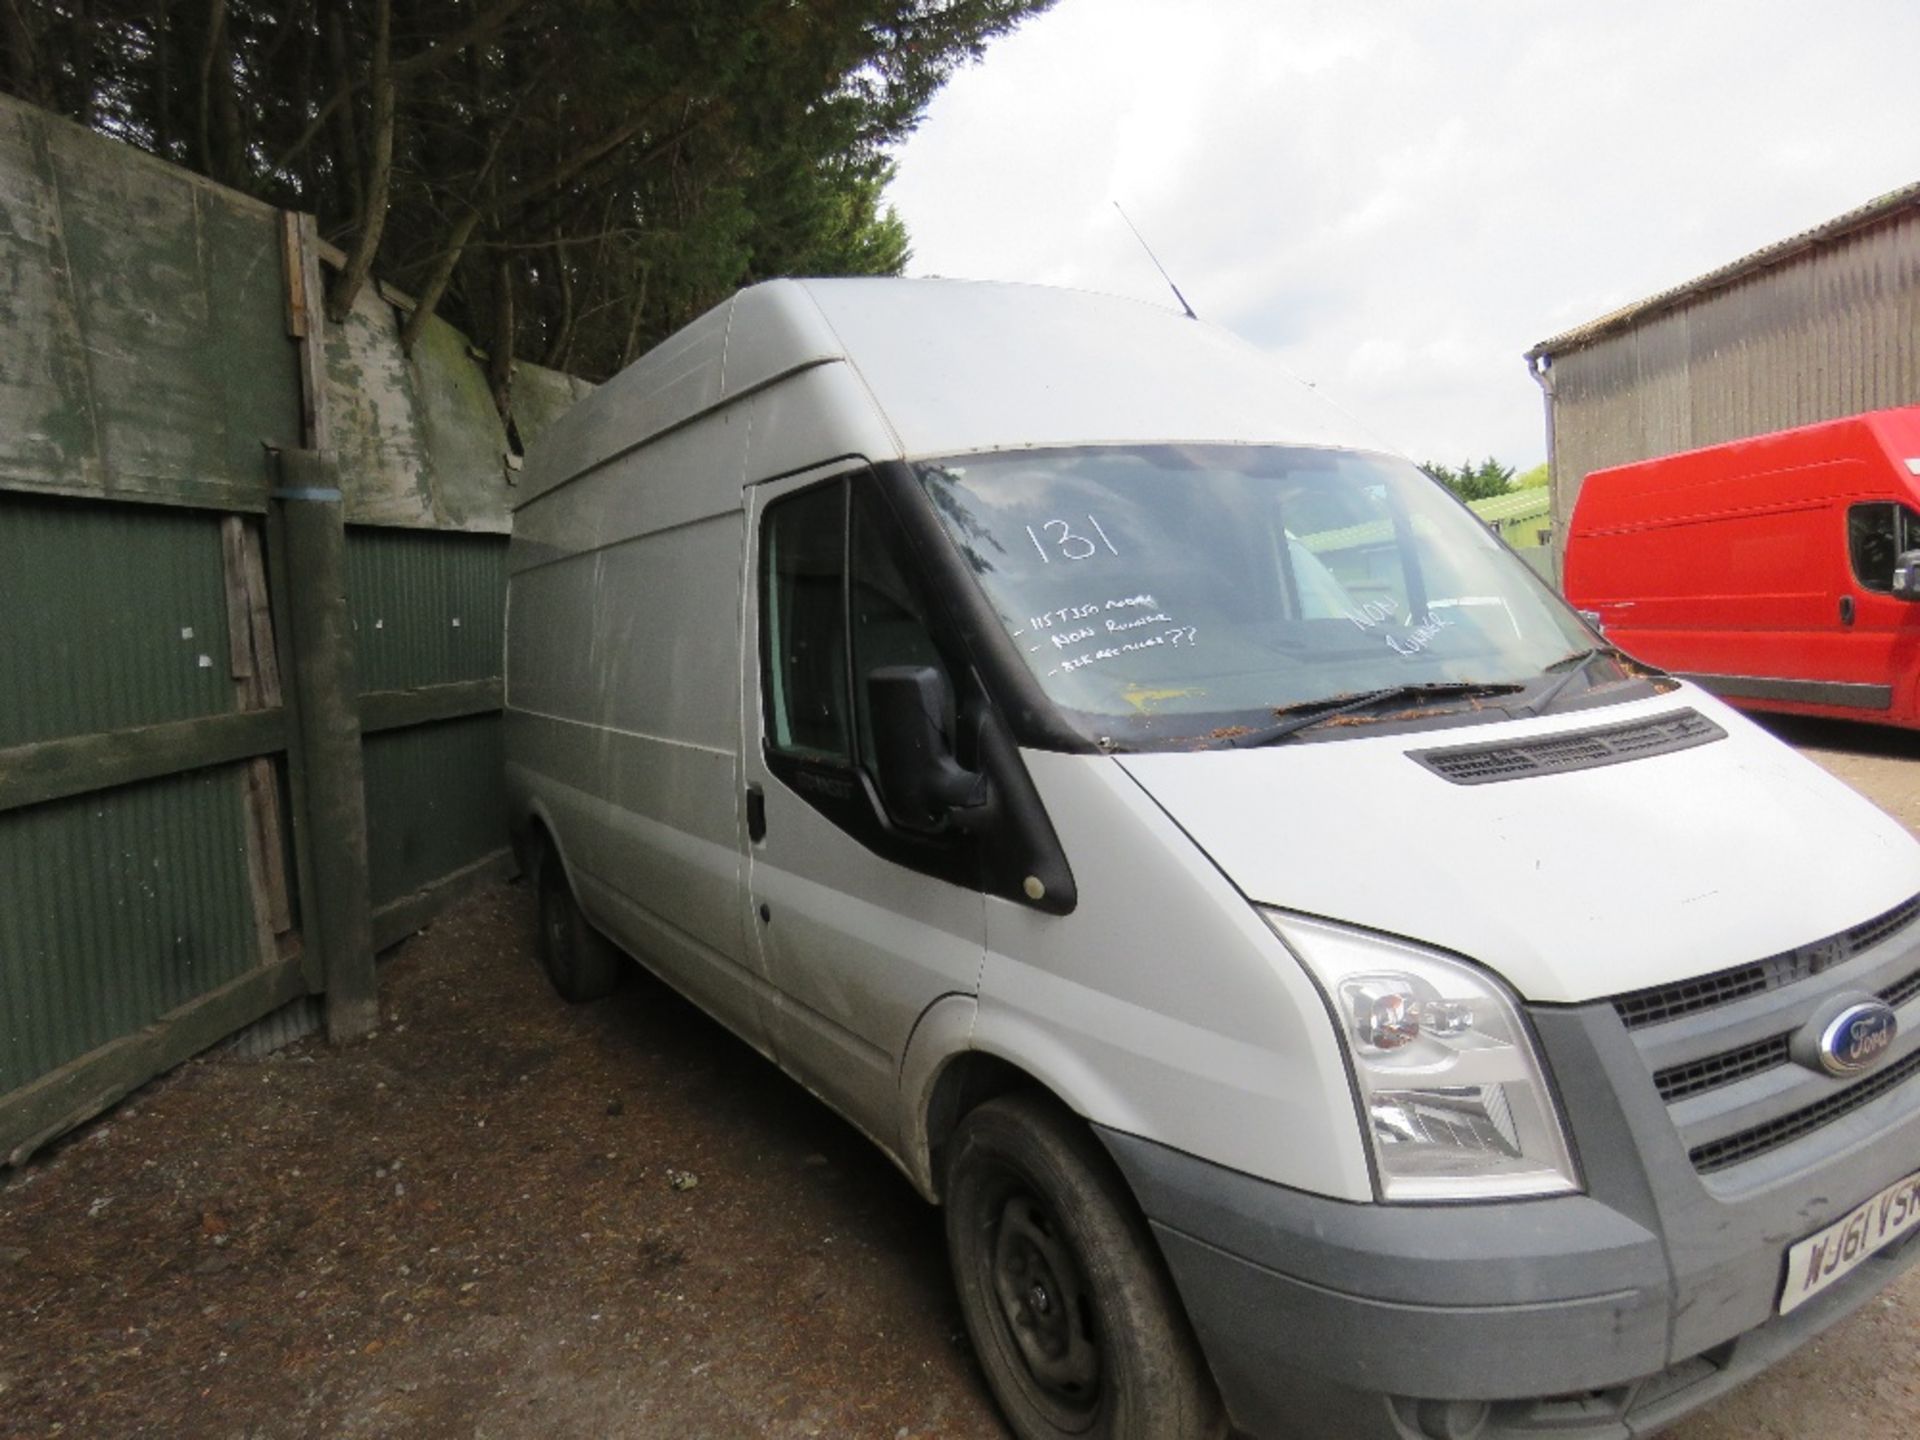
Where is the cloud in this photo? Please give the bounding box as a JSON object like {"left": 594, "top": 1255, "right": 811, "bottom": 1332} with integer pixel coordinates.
{"left": 887, "top": 0, "right": 1920, "bottom": 468}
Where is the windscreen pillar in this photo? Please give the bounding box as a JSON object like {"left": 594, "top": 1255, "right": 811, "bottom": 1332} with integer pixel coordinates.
{"left": 274, "top": 449, "right": 378, "bottom": 1042}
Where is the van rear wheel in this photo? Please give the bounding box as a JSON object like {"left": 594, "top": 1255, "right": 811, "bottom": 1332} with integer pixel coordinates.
{"left": 945, "top": 1094, "right": 1223, "bottom": 1440}
{"left": 535, "top": 849, "right": 620, "bottom": 1002}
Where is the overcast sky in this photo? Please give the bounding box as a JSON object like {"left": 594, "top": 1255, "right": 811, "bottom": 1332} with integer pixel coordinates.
{"left": 885, "top": 0, "right": 1920, "bottom": 471}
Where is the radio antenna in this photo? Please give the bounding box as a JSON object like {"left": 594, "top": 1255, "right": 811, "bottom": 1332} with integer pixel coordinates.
{"left": 1113, "top": 201, "right": 1197, "bottom": 320}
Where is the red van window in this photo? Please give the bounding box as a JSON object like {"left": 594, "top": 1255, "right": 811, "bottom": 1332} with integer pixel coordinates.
{"left": 1847, "top": 503, "right": 1920, "bottom": 592}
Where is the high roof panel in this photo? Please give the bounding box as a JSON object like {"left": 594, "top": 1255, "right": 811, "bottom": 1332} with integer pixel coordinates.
{"left": 519, "top": 278, "right": 1387, "bottom": 505}
{"left": 792, "top": 277, "right": 1380, "bottom": 460}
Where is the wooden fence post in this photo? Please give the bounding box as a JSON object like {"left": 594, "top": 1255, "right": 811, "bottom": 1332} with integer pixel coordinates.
{"left": 274, "top": 449, "right": 379, "bottom": 1042}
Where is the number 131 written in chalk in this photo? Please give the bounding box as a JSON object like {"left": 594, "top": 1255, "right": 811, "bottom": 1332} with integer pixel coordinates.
{"left": 1026, "top": 516, "right": 1120, "bottom": 564}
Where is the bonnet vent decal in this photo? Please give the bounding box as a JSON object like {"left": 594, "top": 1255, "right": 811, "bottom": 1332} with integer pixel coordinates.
{"left": 1410, "top": 709, "right": 1726, "bottom": 786}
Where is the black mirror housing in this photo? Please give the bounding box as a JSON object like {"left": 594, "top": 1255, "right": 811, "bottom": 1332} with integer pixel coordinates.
{"left": 866, "top": 665, "right": 989, "bottom": 832}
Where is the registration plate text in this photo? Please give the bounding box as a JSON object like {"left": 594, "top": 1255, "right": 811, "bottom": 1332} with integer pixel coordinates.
{"left": 1780, "top": 1168, "right": 1920, "bottom": 1315}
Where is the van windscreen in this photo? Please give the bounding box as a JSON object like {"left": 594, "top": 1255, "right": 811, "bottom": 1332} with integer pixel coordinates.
{"left": 915, "top": 445, "right": 1598, "bottom": 746}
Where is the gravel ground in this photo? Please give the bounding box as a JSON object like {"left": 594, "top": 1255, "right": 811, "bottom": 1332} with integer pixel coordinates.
{"left": 0, "top": 715, "right": 1916, "bottom": 1440}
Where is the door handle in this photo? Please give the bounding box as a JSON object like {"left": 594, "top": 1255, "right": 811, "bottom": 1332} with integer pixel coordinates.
{"left": 1840, "top": 595, "right": 1856, "bottom": 626}
{"left": 746, "top": 783, "right": 767, "bottom": 843}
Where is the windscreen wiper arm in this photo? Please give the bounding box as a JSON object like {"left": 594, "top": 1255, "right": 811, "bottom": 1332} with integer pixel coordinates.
{"left": 1519, "top": 643, "right": 1660, "bottom": 717}
{"left": 1229, "top": 681, "right": 1526, "bottom": 748}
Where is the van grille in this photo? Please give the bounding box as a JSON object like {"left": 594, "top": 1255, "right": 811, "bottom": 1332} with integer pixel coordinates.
{"left": 1645, "top": 961, "right": 1920, "bottom": 1105}
{"left": 1608, "top": 894, "right": 1920, "bottom": 1176}
{"left": 1411, "top": 710, "right": 1724, "bottom": 786}
{"left": 1689, "top": 1050, "right": 1920, "bottom": 1174}
{"left": 1654, "top": 1036, "right": 1793, "bottom": 1103}
{"left": 1883, "top": 967, "right": 1920, "bottom": 1011}
{"left": 1613, "top": 893, "right": 1920, "bottom": 1030}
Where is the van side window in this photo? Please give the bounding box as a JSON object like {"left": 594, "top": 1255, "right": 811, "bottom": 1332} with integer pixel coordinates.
{"left": 761, "top": 476, "right": 951, "bottom": 781}
{"left": 763, "top": 482, "right": 853, "bottom": 760}
{"left": 1848, "top": 503, "right": 1918, "bottom": 592}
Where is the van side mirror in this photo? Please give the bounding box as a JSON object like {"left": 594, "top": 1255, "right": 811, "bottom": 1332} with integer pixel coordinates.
{"left": 866, "top": 665, "right": 990, "bottom": 833}
{"left": 1893, "top": 551, "right": 1920, "bottom": 600}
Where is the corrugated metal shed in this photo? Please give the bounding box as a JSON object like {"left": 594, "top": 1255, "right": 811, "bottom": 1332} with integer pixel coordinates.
{"left": 1525, "top": 185, "right": 1920, "bottom": 568}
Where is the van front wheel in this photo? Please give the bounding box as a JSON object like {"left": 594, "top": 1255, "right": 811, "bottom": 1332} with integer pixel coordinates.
{"left": 535, "top": 850, "right": 620, "bottom": 1002}
{"left": 945, "top": 1094, "right": 1223, "bottom": 1440}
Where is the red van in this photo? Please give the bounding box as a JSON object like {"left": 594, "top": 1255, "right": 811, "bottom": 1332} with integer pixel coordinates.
{"left": 1564, "top": 405, "right": 1920, "bottom": 728}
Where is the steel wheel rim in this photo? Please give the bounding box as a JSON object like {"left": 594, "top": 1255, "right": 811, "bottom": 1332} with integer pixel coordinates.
{"left": 976, "top": 1176, "right": 1102, "bottom": 1429}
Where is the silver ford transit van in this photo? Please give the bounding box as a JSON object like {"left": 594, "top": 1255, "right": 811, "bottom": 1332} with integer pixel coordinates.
{"left": 504, "top": 279, "right": 1920, "bottom": 1440}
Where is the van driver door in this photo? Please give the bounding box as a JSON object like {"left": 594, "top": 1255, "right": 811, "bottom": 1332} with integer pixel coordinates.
{"left": 738, "top": 463, "right": 986, "bottom": 1154}
{"left": 1841, "top": 499, "right": 1920, "bottom": 716}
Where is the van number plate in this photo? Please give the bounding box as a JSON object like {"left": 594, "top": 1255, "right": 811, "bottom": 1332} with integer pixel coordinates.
{"left": 1779, "top": 1168, "right": 1920, "bottom": 1315}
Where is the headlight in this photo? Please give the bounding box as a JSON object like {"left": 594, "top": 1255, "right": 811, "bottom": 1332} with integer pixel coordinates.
{"left": 1264, "top": 911, "right": 1579, "bottom": 1202}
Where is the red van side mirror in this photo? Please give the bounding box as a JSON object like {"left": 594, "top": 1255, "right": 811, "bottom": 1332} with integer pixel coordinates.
{"left": 1893, "top": 551, "right": 1920, "bottom": 600}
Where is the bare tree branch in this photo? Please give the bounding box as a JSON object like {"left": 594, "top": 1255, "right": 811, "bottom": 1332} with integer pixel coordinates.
{"left": 269, "top": 0, "right": 528, "bottom": 177}
{"left": 193, "top": 0, "right": 227, "bottom": 175}
{"left": 328, "top": 0, "right": 393, "bottom": 321}
{"left": 398, "top": 205, "right": 481, "bottom": 353}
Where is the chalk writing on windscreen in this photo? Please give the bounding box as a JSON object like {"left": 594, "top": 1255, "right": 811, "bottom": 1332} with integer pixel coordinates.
{"left": 1346, "top": 595, "right": 1454, "bottom": 657}
{"left": 1011, "top": 594, "right": 1198, "bottom": 677}
{"left": 1024, "top": 515, "right": 1121, "bottom": 564}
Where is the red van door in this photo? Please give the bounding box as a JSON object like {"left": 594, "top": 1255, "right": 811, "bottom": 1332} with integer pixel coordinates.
{"left": 1838, "top": 499, "right": 1920, "bottom": 721}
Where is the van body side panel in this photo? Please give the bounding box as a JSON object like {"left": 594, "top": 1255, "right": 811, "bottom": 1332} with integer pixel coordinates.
{"left": 510, "top": 408, "right": 754, "bottom": 575}
{"left": 505, "top": 408, "right": 764, "bottom": 1041}
{"left": 1567, "top": 407, "right": 1920, "bottom": 727}
{"left": 513, "top": 299, "right": 735, "bottom": 509}
{"left": 977, "top": 749, "right": 1373, "bottom": 1202}
{"left": 1573, "top": 497, "right": 1841, "bottom": 685}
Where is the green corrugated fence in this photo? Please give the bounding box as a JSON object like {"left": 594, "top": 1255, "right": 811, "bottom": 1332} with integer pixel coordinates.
{"left": 0, "top": 93, "right": 584, "bottom": 1163}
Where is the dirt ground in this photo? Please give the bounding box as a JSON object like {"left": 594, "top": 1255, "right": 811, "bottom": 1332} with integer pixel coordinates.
{"left": 1, "top": 715, "right": 1917, "bottom": 1440}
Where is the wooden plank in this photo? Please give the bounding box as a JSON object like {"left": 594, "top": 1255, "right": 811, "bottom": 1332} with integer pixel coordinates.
{"left": 222, "top": 515, "right": 293, "bottom": 936}
{"left": 359, "top": 677, "right": 503, "bottom": 735}
{"left": 281, "top": 211, "right": 309, "bottom": 340}
{"left": 241, "top": 519, "right": 283, "bottom": 706}
{"left": 221, "top": 516, "right": 257, "bottom": 683}
{"left": 371, "top": 846, "right": 516, "bottom": 952}
{"left": 237, "top": 522, "right": 294, "bottom": 936}
{"left": 223, "top": 514, "right": 280, "bottom": 966}
{"left": 264, "top": 503, "right": 326, "bottom": 995}
{"left": 293, "top": 214, "right": 332, "bottom": 453}
{"left": 243, "top": 757, "right": 293, "bottom": 934}
{"left": 0, "top": 950, "right": 309, "bottom": 1166}
{"left": 0, "top": 708, "right": 287, "bottom": 814}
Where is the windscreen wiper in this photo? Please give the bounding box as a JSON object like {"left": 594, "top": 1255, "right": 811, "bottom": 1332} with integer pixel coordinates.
{"left": 1518, "top": 643, "right": 1658, "bottom": 717}
{"left": 1229, "top": 681, "right": 1526, "bottom": 748}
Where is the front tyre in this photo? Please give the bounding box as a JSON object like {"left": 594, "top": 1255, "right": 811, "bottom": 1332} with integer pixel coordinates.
{"left": 535, "top": 848, "right": 620, "bottom": 1002}
{"left": 945, "top": 1094, "right": 1223, "bottom": 1440}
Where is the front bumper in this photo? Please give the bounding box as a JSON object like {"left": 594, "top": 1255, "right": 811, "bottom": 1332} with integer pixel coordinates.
{"left": 1097, "top": 1000, "right": 1920, "bottom": 1440}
